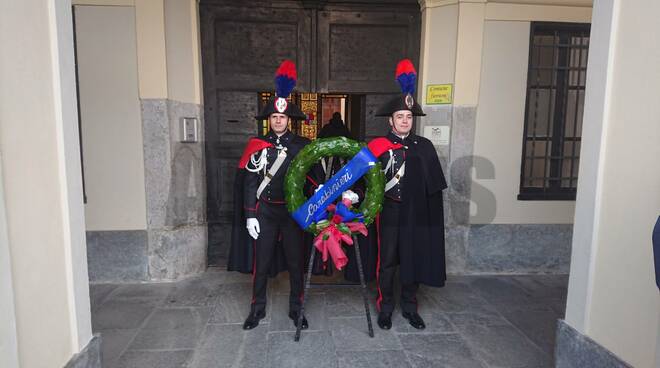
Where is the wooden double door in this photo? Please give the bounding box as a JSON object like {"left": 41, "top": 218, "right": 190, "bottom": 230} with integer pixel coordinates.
{"left": 200, "top": 0, "right": 422, "bottom": 265}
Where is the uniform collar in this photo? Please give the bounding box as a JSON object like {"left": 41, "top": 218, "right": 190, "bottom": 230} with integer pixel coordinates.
{"left": 387, "top": 131, "right": 412, "bottom": 145}
{"left": 266, "top": 130, "right": 292, "bottom": 145}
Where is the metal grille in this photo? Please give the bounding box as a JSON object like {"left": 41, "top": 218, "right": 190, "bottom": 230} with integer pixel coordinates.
{"left": 518, "top": 22, "right": 590, "bottom": 200}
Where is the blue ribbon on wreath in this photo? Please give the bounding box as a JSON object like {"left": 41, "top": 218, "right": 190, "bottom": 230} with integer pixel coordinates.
{"left": 292, "top": 147, "right": 376, "bottom": 229}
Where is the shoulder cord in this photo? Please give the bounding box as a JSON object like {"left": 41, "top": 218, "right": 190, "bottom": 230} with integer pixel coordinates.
{"left": 382, "top": 149, "right": 396, "bottom": 177}
{"left": 245, "top": 148, "right": 268, "bottom": 173}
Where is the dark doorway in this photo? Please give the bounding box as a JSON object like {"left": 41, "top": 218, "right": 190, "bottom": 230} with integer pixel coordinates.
{"left": 200, "top": 0, "right": 422, "bottom": 265}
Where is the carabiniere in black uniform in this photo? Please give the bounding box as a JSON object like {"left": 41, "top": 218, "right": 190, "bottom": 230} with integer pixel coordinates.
{"left": 376, "top": 131, "right": 417, "bottom": 315}
{"left": 372, "top": 58, "right": 448, "bottom": 331}
{"left": 243, "top": 130, "right": 310, "bottom": 325}
{"left": 227, "top": 59, "right": 312, "bottom": 331}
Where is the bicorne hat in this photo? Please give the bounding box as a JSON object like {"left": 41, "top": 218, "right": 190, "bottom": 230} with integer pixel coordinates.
{"left": 375, "top": 59, "right": 425, "bottom": 117}
{"left": 255, "top": 60, "right": 307, "bottom": 120}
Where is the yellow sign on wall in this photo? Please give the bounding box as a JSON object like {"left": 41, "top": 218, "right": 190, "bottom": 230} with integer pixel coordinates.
{"left": 426, "top": 84, "right": 453, "bottom": 105}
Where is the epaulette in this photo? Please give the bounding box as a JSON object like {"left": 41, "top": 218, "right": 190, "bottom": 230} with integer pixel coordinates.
{"left": 238, "top": 138, "right": 274, "bottom": 169}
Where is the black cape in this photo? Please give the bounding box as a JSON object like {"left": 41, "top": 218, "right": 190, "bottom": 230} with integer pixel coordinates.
{"left": 385, "top": 134, "right": 448, "bottom": 287}
{"left": 342, "top": 225, "right": 378, "bottom": 282}
{"left": 227, "top": 168, "right": 288, "bottom": 276}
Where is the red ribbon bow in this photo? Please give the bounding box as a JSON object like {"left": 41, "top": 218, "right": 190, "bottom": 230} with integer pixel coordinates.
{"left": 312, "top": 201, "right": 368, "bottom": 270}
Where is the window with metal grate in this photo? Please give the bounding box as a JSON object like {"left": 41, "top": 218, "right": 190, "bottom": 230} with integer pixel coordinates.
{"left": 518, "top": 22, "right": 591, "bottom": 201}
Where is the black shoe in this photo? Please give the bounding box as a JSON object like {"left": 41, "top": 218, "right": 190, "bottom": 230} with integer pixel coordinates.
{"left": 377, "top": 312, "right": 392, "bottom": 330}
{"left": 243, "top": 310, "right": 266, "bottom": 330}
{"left": 402, "top": 311, "right": 426, "bottom": 330}
{"left": 289, "top": 311, "right": 309, "bottom": 329}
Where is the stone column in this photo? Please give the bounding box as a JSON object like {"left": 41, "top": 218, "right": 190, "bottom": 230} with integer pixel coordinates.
{"left": 137, "top": 0, "right": 207, "bottom": 280}
{"left": 561, "top": 0, "right": 660, "bottom": 366}
{"left": 142, "top": 100, "right": 207, "bottom": 280}
{"left": 0, "top": 0, "right": 97, "bottom": 365}
{"left": 418, "top": 0, "right": 485, "bottom": 274}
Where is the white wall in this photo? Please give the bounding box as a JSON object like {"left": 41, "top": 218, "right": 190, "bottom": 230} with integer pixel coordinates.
{"left": 472, "top": 21, "right": 576, "bottom": 224}
{"left": 75, "top": 5, "right": 148, "bottom": 231}
{"left": 420, "top": 2, "right": 589, "bottom": 224}
{"left": 419, "top": 3, "right": 458, "bottom": 103}
{"left": 75, "top": 1, "right": 204, "bottom": 231}
{"left": 0, "top": 154, "right": 19, "bottom": 368}
{"left": 0, "top": 0, "right": 93, "bottom": 366}
{"left": 485, "top": 1, "right": 592, "bottom": 22}
{"left": 453, "top": 2, "right": 485, "bottom": 106}
{"left": 565, "top": 0, "right": 660, "bottom": 366}
{"left": 74, "top": 0, "right": 170, "bottom": 99}
{"left": 164, "top": 0, "right": 202, "bottom": 104}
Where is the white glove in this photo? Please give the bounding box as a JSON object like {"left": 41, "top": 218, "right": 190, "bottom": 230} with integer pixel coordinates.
{"left": 342, "top": 190, "right": 359, "bottom": 204}
{"left": 314, "top": 184, "right": 324, "bottom": 193}
{"left": 246, "top": 218, "right": 260, "bottom": 240}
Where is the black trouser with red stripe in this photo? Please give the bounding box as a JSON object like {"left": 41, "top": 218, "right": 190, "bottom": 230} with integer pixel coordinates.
{"left": 377, "top": 199, "right": 419, "bottom": 314}
{"left": 251, "top": 201, "right": 303, "bottom": 315}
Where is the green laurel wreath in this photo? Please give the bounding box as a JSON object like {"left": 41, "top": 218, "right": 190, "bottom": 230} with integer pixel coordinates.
{"left": 284, "top": 137, "right": 385, "bottom": 235}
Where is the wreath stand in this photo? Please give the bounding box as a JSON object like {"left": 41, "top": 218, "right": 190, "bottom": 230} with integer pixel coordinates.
{"left": 285, "top": 138, "right": 384, "bottom": 342}
{"left": 295, "top": 233, "right": 374, "bottom": 341}
{"left": 296, "top": 156, "right": 374, "bottom": 341}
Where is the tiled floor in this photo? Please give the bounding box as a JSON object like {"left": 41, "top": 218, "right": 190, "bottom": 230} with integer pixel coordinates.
{"left": 91, "top": 268, "right": 568, "bottom": 368}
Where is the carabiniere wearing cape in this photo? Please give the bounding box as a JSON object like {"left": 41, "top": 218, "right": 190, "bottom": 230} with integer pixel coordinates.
{"left": 227, "top": 60, "right": 311, "bottom": 331}
{"left": 372, "top": 59, "right": 448, "bottom": 331}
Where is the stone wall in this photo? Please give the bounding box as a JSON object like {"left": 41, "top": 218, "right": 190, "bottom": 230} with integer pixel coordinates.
{"left": 87, "top": 99, "right": 207, "bottom": 282}
{"left": 422, "top": 104, "right": 572, "bottom": 276}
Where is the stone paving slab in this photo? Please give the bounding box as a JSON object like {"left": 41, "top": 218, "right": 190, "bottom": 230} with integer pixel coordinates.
{"left": 329, "top": 316, "right": 403, "bottom": 351}
{"left": 269, "top": 292, "right": 328, "bottom": 332}
{"left": 337, "top": 350, "right": 412, "bottom": 368}
{"left": 164, "top": 278, "right": 224, "bottom": 307}
{"left": 452, "top": 316, "right": 552, "bottom": 368}
{"left": 92, "top": 301, "right": 155, "bottom": 331}
{"left": 98, "top": 329, "right": 138, "bottom": 368}
{"left": 401, "top": 333, "right": 487, "bottom": 368}
{"left": 324, "top": 287, "right": 376, "bottom": 318}
{"left": 91, "top": 270, "right": 567, "bottom": 368}
{"left": 108, "top": 350, "right": 193, "bottom": 368}
{"left": 189, "top": 324, "right": 269, "bottom": 368}
{"left": 105, "top": 282, "right": 174, "bottom": 305}
{"left": 127, "top": 307, "right": 211, "bottom": 350}
{"left": 267, "top": 331, "right": 337, "bottom": 368}
{"left": 89, "top": 283, "right": 119, "bottom": 311}
{"left": 208, "top": 283, "right": 262, "bottom": 324}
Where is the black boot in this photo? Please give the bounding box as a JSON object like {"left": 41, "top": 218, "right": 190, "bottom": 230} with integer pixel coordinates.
{"left": 288, "top": 311, "right": 309, "bottom": 329}
{"left": 402, "top": 311, "right": 426, "bottom": 330}
{"left": 243, "top": 310, "right": 266, "bottom": 330}
{"left": 377, "top": 312, "right": 392, "bottom": 330}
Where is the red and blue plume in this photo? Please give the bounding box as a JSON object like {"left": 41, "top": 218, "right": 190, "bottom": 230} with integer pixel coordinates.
{"left": 395, "top": 59, "right": 417, "bottom": 95}
{"left": 274, "top": 60, "right": 297, "bottom": 98}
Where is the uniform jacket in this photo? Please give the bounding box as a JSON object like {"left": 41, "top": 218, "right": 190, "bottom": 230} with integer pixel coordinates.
{"left": 227, "top": 130, "right": 310, "bottom": 274}
{"left": 376, "top": 131, "right": 448, "bottom": 287}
